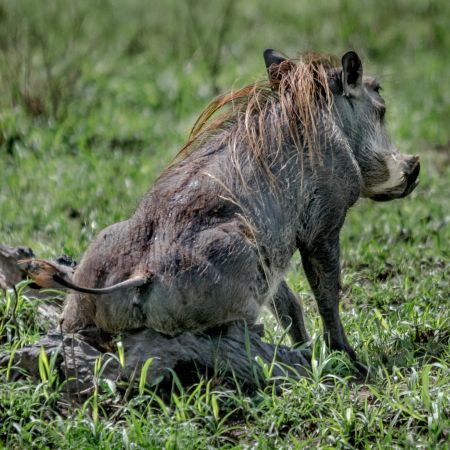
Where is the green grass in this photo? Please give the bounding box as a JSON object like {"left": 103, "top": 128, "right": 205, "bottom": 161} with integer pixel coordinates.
{"left": 1, "top": 0, "right": 449, "bottom": 448}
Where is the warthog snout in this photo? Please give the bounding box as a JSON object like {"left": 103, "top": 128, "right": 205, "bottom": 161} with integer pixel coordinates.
{"left": 370, "top": 153, "right": 420, "bottom": 202}
{"left": 402, "top": 154, "right": 420, "bottom": 197}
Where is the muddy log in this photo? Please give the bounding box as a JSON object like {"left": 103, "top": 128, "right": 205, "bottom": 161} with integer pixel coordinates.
{"left": 0, "top": 323, "right": 311, "bottom": 395}
{"left": 0, "top": 244, "right": 34, "bottom": 290}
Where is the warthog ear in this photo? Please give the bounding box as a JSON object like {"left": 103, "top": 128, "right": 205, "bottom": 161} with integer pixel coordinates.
{"left": 263, "top": 49, "right": 287, "bottom": 70}
{"left": 342, "top": 51, "right": 363, "bottom": 96}
{"left": 264, "top": 49, "right": 293, "bottom": 89}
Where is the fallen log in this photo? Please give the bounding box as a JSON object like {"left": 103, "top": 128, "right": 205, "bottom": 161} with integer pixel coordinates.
{"left": 0, "top": 244, "right": 34, "bottom": 289}
{"left": 0, "top": 322, "right": 311, "bottom": 396}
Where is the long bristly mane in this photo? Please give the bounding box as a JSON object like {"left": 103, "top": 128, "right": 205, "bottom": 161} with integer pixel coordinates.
{"left": 170, "top": 53, "right": 340, "bottom": 172}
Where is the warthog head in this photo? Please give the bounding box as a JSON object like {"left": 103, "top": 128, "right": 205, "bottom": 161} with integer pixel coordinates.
{"left": 263, "top": 49, "right": 420, "bottom": 202}
{"left": 331, "top": 51, "right": 420, "bottom": 201}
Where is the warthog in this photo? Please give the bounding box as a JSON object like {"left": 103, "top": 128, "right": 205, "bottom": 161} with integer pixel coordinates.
{"left": 27, "top": 49, "right": 420, "bottom": 366}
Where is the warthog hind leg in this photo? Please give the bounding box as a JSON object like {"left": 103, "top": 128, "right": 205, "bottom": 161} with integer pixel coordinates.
{"left": 270, "top": 279, "right": 310, "bottom": 346}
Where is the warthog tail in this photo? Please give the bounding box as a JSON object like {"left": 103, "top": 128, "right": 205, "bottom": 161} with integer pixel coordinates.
{"left": 18, "top": 259, "right": 150, "bottom": 295}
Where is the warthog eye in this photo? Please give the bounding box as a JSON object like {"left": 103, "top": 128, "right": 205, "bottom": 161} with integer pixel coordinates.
{"left": 373, "top": 83, "right": 382, "bottom": 93}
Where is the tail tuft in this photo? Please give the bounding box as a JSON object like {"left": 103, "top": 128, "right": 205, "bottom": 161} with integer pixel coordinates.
{"left": 19, "top": 258, "right": 151, "bottom": 295}
{"left": 18, "top": 259, "right": 74, "bottom": 289}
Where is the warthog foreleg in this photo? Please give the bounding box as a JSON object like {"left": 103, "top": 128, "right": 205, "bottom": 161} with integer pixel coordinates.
{"left": 299, "top": 234, "right": 357, "bottom": 362}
